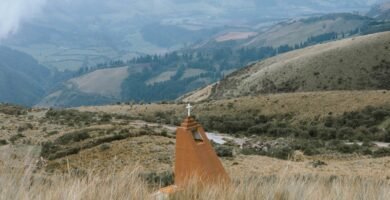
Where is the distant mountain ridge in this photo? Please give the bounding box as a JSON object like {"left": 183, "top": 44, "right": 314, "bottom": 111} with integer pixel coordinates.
{"left": 2, "top": 8, "right": 390, "bottom": 107}
{"left": 196, "top": 13, "right": 372, "bottom": 49}
{"left": 0, "top": 46, "right": 51, "bottom": 106}
{"left": 367, "top": 1, "right": 390, "bottom": 20}
{"left": 38, "top": 13, "right": 390, "bottom": 107}
{"left": 2, "top": 0, "right": 385, "bottom": 71}
{"left": 182, "top": 32, "right": 390, "bottom": 102}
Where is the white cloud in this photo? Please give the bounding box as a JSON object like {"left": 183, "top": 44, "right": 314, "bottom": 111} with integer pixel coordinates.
{"left": 0, "top": 0, "right": 47, "bottom": 40}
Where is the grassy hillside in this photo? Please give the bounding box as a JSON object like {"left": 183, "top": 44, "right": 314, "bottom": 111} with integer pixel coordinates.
{"left": 1, "top": 90, "right": 390, "bottom": 199}
{"left": 245, "top": 14, "right": 370, "bottom": 48}
{"left": 185, "top": 31, "right": 390, "bottom": 100}
{"left": 80, "top": 90, "right": 390, "bottom": 157}
{"left": 197, "top": 13, "right": 371, "bottom": 49}
{"left": 38, "top": 67, "right": 134, "bottom": 107}
{"left": 32, "top": 12, "right": 390, "bottom": 107}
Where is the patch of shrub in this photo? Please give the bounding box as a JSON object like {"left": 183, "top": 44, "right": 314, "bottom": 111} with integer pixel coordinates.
{"left": 268, "top": 146, "right": 293, "bottom": 160}
{"left": 0, "top": 104, "right": 27, "bottom": 115}
{"left": 17, "top": 123, "right": 33, "bottom": 132}
{"left": 384, "top": 130, "right": 390, "bottom": 143}
{"left": 45, "top": 109, "right": 98, "bottom": 126}
{"left": 99, "top": 143, "right": 111, "bottom": 151}
{"left": 215, "top": 145, "right": 234, "bottom": 157}
{"left": 100, "top": 114, "right": 112, "bottom": 123}
{"left": 241, "top": 144, "right": 293, "bottom": 160}
{"left": 372, "top": 148, "right": 390, "bottom": 157}
{"left": 9, "top": 133, "right": 25, "bottom": 143}
{"left": 241, "top": 148, "right": 259, "bottom": 155}
{"left": 160, "top": 129, "right": 168, "bottom": 137}
{"left": 40, "top": 141, "right": 60, "bottom": 159}
{"left": 140, "top": 171, "right": 174, "bottom": 187}
{"left": 337, "top": 127, "right": 354, "bottom": 140}
{"left": 248, "top": 123, "right": 271, "bottom": 134}
{"left": 310, "top": 160, "right": 327, "bottom": 168}
{"left": 336, "top": 143, "right": 360, "bottom": 154}
{"left": 0, "top": 139, "right": 8, "bottom": 145}
{"left": 46, "top": 131, "right": 59, "bottom": 136}
{"left": 48, "top": 147, "right": 81, "bottom": 160}
{"left": 55, "top": 131, "right": 90, "bottom": 145}
{"left": 292, "top": 139, "right": 323, "bottom": 156}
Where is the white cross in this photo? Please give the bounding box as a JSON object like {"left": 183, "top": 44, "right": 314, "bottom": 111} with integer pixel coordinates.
{"left": 186, "top": 103, "right": 193, "bottom": 117}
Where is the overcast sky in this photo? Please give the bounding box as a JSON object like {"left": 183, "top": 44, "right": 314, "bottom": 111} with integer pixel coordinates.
{"left": 0, "top": 0, "right": 46, "bottom": 40}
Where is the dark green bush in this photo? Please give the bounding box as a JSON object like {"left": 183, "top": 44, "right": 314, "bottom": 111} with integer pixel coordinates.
{"left": 336, "top": 143, "right": 360, "bottom": 154}
{"left": 215, "top": 145, "right": 234, "bottom": 157}
{"left": 99, "top": 143, "right": 111, "bottom": 151}
{"left": 9, "top": 133, "right": 25, "bottom": 143}
{"left": 0, "top": 104, "right": 27, "bottom": 115}
{"left": 45, "top": 109, "right": 98, "bottom": 126}
{"left": 40, "top": 141, "right": 60, "bottom": 159}
{"left": 337, "top": 127, "right": 354, "bottom": 140}
{"left": 248, "top": 123, "right": 271, "bottom": 134}
{"left": 384, "top": 130, "right": 390, "bottom": 142}
{"left": 373, "top": 148, "right": 390, "bottom": 157}
{"left": 140, "top": 171, "right": 174, "bottom": 187}
{"left": 0, "top": 139, "right": 8, "bottom": 145}
{"left": 55, "top": 131, "right": 90, "bottom": 145}
{"left": 48, "top": 147, "right": 81, "bottom": 160}
{"left": 47, "top": 131, "right": 59, "bottom": 136}
{"left": 100, "top": 114, "right": 112, "bottom": 123}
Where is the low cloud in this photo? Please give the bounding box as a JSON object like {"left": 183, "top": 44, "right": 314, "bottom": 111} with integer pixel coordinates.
{"left": 0, "top": 0, "right": 47, "bottom": 40}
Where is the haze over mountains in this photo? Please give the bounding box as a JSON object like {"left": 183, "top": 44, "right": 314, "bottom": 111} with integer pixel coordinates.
{"left": 0, "top": 46, "right": 51, "bottom": 106}
{"left": 2, "top": 0, "right": 387, "bottom": 71}
{"left": 0, "top": 1, "right": 390, "bottom": 107}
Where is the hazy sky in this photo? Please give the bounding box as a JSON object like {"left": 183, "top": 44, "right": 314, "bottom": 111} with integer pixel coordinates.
{"left": 0, "top": 0, "right": 386, "bottom": 41}
{"left": 0, "top": 0, "right": 46, "bottom": 40}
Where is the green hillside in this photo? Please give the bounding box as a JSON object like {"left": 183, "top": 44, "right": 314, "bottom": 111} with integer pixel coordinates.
{"left": 0, "top": 46, "right": 51, "bottom": 106}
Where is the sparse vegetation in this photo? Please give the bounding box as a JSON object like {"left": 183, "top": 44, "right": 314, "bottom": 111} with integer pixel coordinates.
{"left": 55, "top": 131, "right": 91, "bottom": 145}
{"left": 44, "top": 109, "right": 99, "bottom": 126}
{"left": 1, "top": 97, "right": 390, "bottom": 199}
{"left": 9, "top": 133, "right": 25, "bottom": 144}
{"left": 0, "top": 104, "right": 27, "bottom": 115}
{"left": 140, "top": 171, "right": 174, "bottom": 187}
{"left": 86, "top": 92, "right": 390, "bottom": 159}
{"left": 214, "top": 144, "right": 234, "bottom": 157}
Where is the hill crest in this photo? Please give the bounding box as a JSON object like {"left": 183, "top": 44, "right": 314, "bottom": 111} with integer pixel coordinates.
{"left": 182, "top": 31, "right": 390, "bottom": 101}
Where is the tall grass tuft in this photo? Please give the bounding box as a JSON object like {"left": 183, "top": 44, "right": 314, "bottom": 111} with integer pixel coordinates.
{"left": 1, "top": 157, "right": 389, "bottom": 200}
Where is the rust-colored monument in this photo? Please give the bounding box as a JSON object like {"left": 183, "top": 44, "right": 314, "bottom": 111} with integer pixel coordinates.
{"left": 158, "top": 104, "right": 229, "bottom": 195}
{"left": 175, "top": 116, "right": 230, "bottom": 185}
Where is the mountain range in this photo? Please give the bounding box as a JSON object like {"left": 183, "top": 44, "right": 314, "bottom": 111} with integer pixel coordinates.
{"left": 2, "top": 0, "right": 387, "bottom": 71}
{"left": 1, "top": 2, "right": 390, "bottom": 107}
{"left": 182, "top": 31, "right": 390, "bottom": 102}
{"left": 0, "top": 46, "right": 50, "bottom": 106}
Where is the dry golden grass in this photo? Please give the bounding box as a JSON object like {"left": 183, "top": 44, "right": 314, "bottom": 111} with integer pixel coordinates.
{"left": 1, "top": 155, "right": 390, "bottom": 200}
{"left": 2, "top": 96, "right": 390, "bottom": 199}
{"left": 47, "top": 135, "right": 175, "bottom": 174}
{"left": 1, "top": 134, "right": 389, "bottom": 200}
{"left": 79, "top": 90, "right": 390, "bottom": 121}
{"left": 0, "top": 165, "right": 150, "bottom": 200}
{"left": 224, "top": 155, "right": 390, "bottom": 179}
